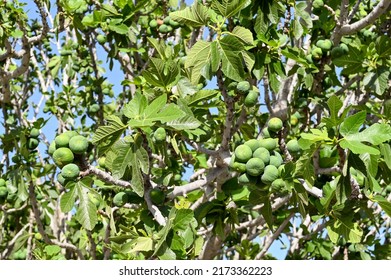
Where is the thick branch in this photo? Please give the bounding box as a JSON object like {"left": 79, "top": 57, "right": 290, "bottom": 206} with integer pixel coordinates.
{"left": 340, "top": 0, "right": 391, "bottom": 35}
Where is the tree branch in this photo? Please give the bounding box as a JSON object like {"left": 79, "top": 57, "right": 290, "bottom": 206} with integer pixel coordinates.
{"left": 80, "top": 165, "right": 133, "bottom": 189}
{"left": 298, "top": 178, "right": 323, "bottom": 198}
{"left": 255, "top": 212, "right": 294, "bottom": 259}
{"left": 340, "top": 0, "right": 391, "bottom": 35}
{"left": 167, "top": 167, "right": 225, "bottom": 199}
{"left": 28, "top": 182, "right": 85, "bottom": 259}
{"left": 216, "top": 69, "right": 235, "bottom": 151}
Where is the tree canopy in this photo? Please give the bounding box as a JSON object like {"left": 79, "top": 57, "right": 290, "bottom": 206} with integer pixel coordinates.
{"left": 0, "top": 0, "right": 391, "bottom": 260}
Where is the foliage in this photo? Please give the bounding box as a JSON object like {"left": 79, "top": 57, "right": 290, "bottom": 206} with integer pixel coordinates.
{"left": 0, "top": 0, "right": 391, "bottom": 260}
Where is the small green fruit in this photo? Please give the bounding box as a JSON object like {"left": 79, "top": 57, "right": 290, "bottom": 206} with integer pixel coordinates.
{"left": 169, "top": 19, "right": 180, "bottom": 28}
{"left": 57, "top": 173, "right": 68, "bottom": 185}
{"left": 27, "top": 138, "right": 39, "bottom": 150}
{"left": 61, "top": 163, "right": 80, "bottom": 180}
{"left": 234, "top": 144, "right": 253, "bottom": 163}
{"left": 311, "top": 47, "right": 323, "bottom": 60}
{"left": 261, "top": 165, "right": 279, "bottom": 185}
{"left": 286, "top": 139, "right": 301, "bottom": 153}
{"left": 69, "top": 135, "right": 89, "bottom": 154}
{"left": 150, "top": 188, "right": 165, "bottom": 205}
{"left": 159, "top": 24, "right": 169, "bottom": 33}
{"left": 238, "top": 173, "right": 258, "bottom": 186}
{"left": 253, "top": 147, "right": 271, "bottom": 165}
{"left": 149, "top": 19, "right": 158, "bottom": 28}
{"left": 52, "top": 147, "right": 74, "bottom": 167}
{"left": 269, "top": 153, "right": 283, "bottom": 168}
{"left": 163, "top": 16, "right": 171, "bottom": 24}
{"left": 30, "top": 128, "right": 40, "bottom": 138}
{"left": 316, "top": 39, "right": 333, "bottom": 51}
{"left": 0, "top": 186, "right": 8, "bottom": 198}
{"left": 262, "top": 127, "right": 271, "bottom": 138}
{"left": 313, "top": 0, "right": 324, "bottom": 9}
{"left": 11, "top": 155, "right": 20, "bottom": 164}
{"left": 48, "top": 141, "right": 57, "bottom": 155}
{"left": 34, "top": 232, "right": 42, "bottom": 240}
{"left": 236, "top": 81, "right": 251, "bottom": 93}
{"left": 331, "top": 45, "right": 347, "bottom": 58}
{"left": 88, "top": 104, "right": 100, "bottom": 114}
{"left": 230, "top": 161, "right": 247, "bottom": 173}
{"left": 259, "top": 138, "right": 277, "bottom": 151}
{"left": 246, "top": 158, "right": 265, "bottom": 176}
{"left": 244, "top": 90, "right": 259, "bottom": 107}
{"left": 113, "top": 191, "right": 128, "bottom": 207}
{"left": 271, "top": 178, "right": 286, "bottom": 193}
{"left": 0, "top": 178, "right": 6, "bottom": 187}
{"left": 59, "top": 130, "right": 76, "bottom": 140}
{"left": 153, "top": 127, "right": 166, "bottom": 143}
{"left": 98, "top": 157, "right": 106, "bottom": 169}
{"left": 290, "top": 115, "right": 299, "bottom": 126}
{"left": 244, "top": 139, "right": 261, "bottom": 152}
{"left": 268, "top": 117, "right": 283, "bottom": 132}
{"left": 60, "top": 50, "right": 73, "bottom": 56}
{"left": 55, "top": 134, "right": 71, "bottom": 148}
{"left": 96, "top": 34, "right": 106, "bottom": 44}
